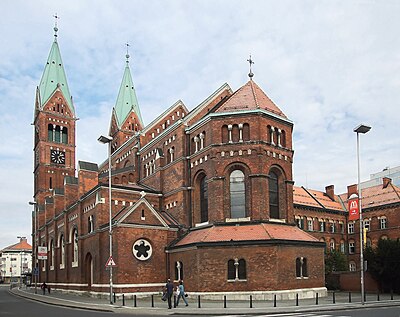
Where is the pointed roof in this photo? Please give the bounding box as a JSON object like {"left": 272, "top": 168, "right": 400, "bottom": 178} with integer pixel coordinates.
{"left": 216, "top": 80, "right": 287, "bottom": 118}
{"left": 114, "top": 56, "right": 143, "bottom": 128}
{"left": 38, "top": 30, "right": 74, "bottom": 114}
{"left": 1, "top": 239, "right": 32, "bottom": 252}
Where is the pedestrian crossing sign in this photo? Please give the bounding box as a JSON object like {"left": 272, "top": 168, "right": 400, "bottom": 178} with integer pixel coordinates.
{"left": 105, "top": 256, "right": 117, "bottom": 267}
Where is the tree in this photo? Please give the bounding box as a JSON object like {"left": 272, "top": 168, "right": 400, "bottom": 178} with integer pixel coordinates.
{"left": 325, "top": 250, "right": 347, "bottom": 290}
{"left": 325, "top": 249, "right": 347, "bottom": 274}
{"left": 364, "top": 238, "right": 400, "bottom": 293}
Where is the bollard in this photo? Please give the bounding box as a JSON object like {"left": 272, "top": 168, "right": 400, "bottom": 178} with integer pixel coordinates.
{"left": 122, "top": 294, "right": 125, "bottom": 306}
{"left": 377, "top": 292, "right": 380, "bottom": 301}
{"left": 250, "top": 295, "right": 253, "bottom": 308}
{"left": 296, "top": 293, "right": 299, "bottom": 306}
{"left": 198, "top": 295, "right": 201, "bottom": 308}
{"left": 274, "top": 294, "right": 277, "bottom": 307}
{"left": 348, "top": 292, "right": 351, "bottom": 303}
{"left": 364, "top": 291, "right": 367, "bottom": 302}
{"left": 224, "top": 295, "right": 226, "bottom": 308}
{"left": 174, "top": 295, "right": 177, "bottom": 308}
{"left": 333, "top": 291, "right": 336, "bottom": 304}
{"left": 151, "top": 294, "right": 154, "bottom": 307}
{"left": 113, "top": 292, "right": 116, "bottom": 303}
{"left": 134, "top": 294, "right": 137, "bottom": 307}
{"left": 391, "top": 290, "right": 393, "bottom": 300}
{"left": 315, "top": 293, "right": 318, "bottom": 305}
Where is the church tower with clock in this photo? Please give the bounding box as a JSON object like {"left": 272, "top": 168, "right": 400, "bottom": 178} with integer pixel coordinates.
{"left": 33, "top": 24, "right": 76, "bottom": 208}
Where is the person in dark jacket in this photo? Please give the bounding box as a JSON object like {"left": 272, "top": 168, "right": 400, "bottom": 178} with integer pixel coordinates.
{"left": 165, "top": 278, "right": 174, "bottom": 309}
{"left": 40, "top": 282, "right": 47, "bottom": 295}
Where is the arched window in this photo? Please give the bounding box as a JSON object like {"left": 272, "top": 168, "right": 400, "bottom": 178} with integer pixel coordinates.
{"left": 60, "top": 234, "right": 65, "bottom": 268}
{"left": 296, "top": 257, "right": 308, "bottom": 278}
{"left": 50, "top": 240, "right": 55, "bottom": 269}
{"left": 269, "top": 171, "right": 279, "bottom": 218}
{"left": 174, "top": 261, "right": 184, "bottom": 281}
{"left": 238, "top": 259, "right": 246, "bottom": 279}
{"left": 281, "top": 130, "right": 286, "bottom": 147}
{"left": 232, "top": 125, "right": 240, "bottom": 142}
{"left": 72, "top": 229, "right": 78, "bottom": 265}
{"left": 230, "top": 170, "right": 246, "bottom": 218}
{"left": 62, "top": 127, "right": 68, "bottom": 144}
{"left": 227, "top": 258, "right": 247, "bottom": 281}
{"left": 48, "top": 124, "right": 53, "bottom": 142}
{"left": 340, "top": 240, "right": 345, "bottom": 253}
{"left": 122, "top": 175, "right": 127, "bottom": 184}
{"left": 243, "top": 123, "right": 250, "bottom": 141}
{"left": 221, "top": 125, "right": 229, "bottom": 143}
{"left": 54, "top": 125, "right": 61, "bottom": 143}
{"left": 227, "top": 259, "right": 235, "bottom": 280}
{"left": 88, "top": 215, "right": 94, "bottom": 233}
{"left": 200, "top": 175, "right": 208, "bottom": 223}
{"left": 330, "top": 239, "right": 336, "bottom": 251}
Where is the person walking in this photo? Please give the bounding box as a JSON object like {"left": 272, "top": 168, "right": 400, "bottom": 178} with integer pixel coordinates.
{"left": 40, "top": 282, "right": 47, "bottom": 295}
{"left": 176, "top": 280, "right": 188, "bottom": 306}
{"left": 165, "top": 278, "right": 174, "bottom": 309}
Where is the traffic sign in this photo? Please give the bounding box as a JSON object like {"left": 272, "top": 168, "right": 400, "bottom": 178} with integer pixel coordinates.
{"left": 105, "top": 256, "right": 117, "bottom": 267}
{"left": 33, "top": 267, "right": 39, "bottom": 276}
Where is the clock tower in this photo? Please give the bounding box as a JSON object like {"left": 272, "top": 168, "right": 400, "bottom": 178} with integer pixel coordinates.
{"left": 33, "top": 25, "right": 76, "bottom": 207}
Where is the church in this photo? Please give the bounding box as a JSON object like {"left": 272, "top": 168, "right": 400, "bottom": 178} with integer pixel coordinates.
{"left": 32, "top": 25, "right": 335, "bottom": 299}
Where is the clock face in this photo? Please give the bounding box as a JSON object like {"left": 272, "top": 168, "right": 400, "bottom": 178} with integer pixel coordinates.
{"left": 50, "top": 150, "right": 65, "bottom": 164}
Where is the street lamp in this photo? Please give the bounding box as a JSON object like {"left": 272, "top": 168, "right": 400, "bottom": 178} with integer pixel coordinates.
{"left": 353, "top": 123, "right": 371, "bottom": 305}
{"left": 17, "top": 236, "right": 26, "bottom": 289}
{"left": 98, "top": 135, "right": 113, "bottom": 304}
{"left": 29, "top": 201, "right": 38, "bottom": 294}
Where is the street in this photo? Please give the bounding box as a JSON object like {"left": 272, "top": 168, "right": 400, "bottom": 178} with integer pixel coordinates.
{"left": 0, "top": 285, "right": 132, "bottom": 317}
{"left": 1, "top": 285, "right": 400, "bottom": 317}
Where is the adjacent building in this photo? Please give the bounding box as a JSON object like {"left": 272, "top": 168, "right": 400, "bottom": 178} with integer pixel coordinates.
{"left": 0, "top": 237, "right": 32, "bottom": 284}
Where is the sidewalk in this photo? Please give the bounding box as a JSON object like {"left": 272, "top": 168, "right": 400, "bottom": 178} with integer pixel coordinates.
{"left": 10, "top": 286, "right": 400, "bottom": 315}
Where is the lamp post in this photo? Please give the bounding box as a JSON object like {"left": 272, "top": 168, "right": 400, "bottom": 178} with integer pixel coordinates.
{"left": 29, "top": 201, "right": 38, "bottom": 294}
{"left": 98, "top": 135, "right": 113, "bottom": 304}
{"left": 353, "top": 124, "right": 371, "bottom": 305}
{"left": 17, "top": 236, "right": 26, "bottom": 288}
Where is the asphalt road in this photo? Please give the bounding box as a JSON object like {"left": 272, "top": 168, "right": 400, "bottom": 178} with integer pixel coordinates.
{"left": 1, "top": 285, "right": 400, "bottom": 317}
{"left": 0, "top": 285, "right": 134, "bottom": 317}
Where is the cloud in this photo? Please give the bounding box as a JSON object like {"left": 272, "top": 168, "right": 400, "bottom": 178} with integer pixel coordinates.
{"left": 0, "top": 0, "right": 399, "bottom": 248}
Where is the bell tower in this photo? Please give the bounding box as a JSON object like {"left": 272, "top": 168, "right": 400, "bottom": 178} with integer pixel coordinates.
{"left": 33, "top": 22, "right": 76, "bottom": 207}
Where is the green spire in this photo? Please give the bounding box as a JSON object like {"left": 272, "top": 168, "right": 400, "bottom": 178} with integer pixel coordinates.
{"left": 38, "top": 26, "right": 74, "bottom": 114}
{"left": 114, "top": 53, "right": 143, "bottom": 128}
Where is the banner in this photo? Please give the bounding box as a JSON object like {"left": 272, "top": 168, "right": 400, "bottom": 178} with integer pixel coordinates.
{"left": 38, "top": 246, "right": 48, "bottom": 260}
{"left": 348, "top": 197, "right": 359, "bottom": 221}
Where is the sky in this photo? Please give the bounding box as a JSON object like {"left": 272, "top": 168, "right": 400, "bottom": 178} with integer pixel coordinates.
{"left": 0, "top": 0, "right": 399, "bottom": 249}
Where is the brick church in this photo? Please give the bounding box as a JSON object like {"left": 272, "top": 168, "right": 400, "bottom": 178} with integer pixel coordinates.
{"left": 32, "top": 27, "right": 400, "bottom": 298}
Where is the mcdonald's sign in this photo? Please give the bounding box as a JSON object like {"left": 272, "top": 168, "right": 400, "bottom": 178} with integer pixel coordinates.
{"left": 348, "top": 197, "right": 359, "bottom": 221}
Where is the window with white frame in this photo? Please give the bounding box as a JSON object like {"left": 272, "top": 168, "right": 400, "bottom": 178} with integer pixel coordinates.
{"left": 296, "top": 257, "right": 308, "bottom": 278}
{"left": 319, "top": 220, "right": 325, "bottom": 232}
{"left": 348, "top": 222, "right": 354, "bottom": 234}
{"left": 88, "top": 215, "right": 94, "bottom": 233}
{"left": 227, "top": 258, "right": 246, "bottom": 281}
{"left": 330, "top": 239, "right": 335, "bottom": 251}
{"left": 60, "top": 234, "right": 65, "bottom": 269}
{"left": 340, "top": 240, "right": 345, "bottom": 253}
{"left": 349, "top": 240, "right": 355, "bottom": 254}
{"left": 349, "top": 261, "right": 356, "bottom": 272}
{"left": 307, "top": 219, "right": 313, "bottom": 231}
{"left": 175, "top": 261, "right": 183, "bottom": 281}
{"left": 330, "top": 222, "right": 335, "bottom": 233}
{"left": 380, "top": 217, "right": 387, "bottom": 229}
{"left": 364, "top": 219, "right": 370, "bottom": 231}
{"left": 72, "top": 229, "right": 78, "bottom": 267}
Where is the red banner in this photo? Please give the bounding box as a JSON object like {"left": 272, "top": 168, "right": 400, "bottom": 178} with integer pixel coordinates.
{"left": 348, "top": 197, "right": 359, "bottom": 221}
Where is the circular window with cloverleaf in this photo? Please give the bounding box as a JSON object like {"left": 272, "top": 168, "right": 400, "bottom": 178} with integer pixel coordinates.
{"left": 132, "top": 239, "right": 153, "bottom": 261}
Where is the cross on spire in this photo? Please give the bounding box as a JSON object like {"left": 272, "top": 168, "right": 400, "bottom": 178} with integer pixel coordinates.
{"left": 126, "top": 42, "right": 130, "bottom": 63}
{"left": 247, "top": 54, "right": 254, "bottom": 79}
{"left": 53, "top": 13, "right": 60, "bottom": 40}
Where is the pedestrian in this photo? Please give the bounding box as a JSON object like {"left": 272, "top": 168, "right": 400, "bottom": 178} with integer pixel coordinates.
{"left": 176, "top": 280, "right": 188, "bottom": 306}
{"left": 165, "top": 278, "right": 174, "bottom": 309}
{"left": 40, "top": 282, "right": 47, "bottom": 295}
